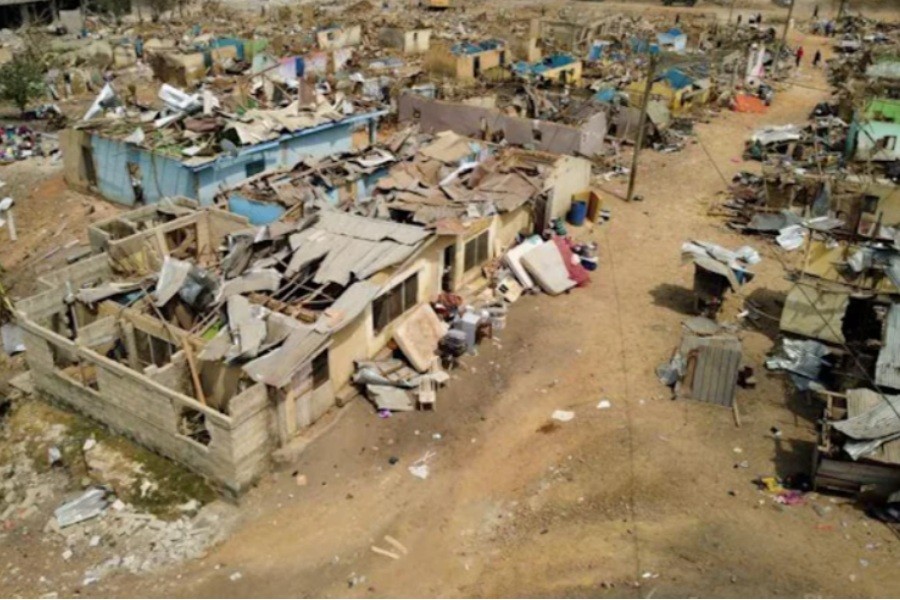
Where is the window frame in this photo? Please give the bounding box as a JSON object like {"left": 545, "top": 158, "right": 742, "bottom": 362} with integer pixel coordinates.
{"left": 463, "top": 230, "right": 491, "bottom": 273}
{"left": 372, "top": 272, "right": 419, "bottom": 334}
{"left": 312, "top": 350, "right": 330, "bottom": 388}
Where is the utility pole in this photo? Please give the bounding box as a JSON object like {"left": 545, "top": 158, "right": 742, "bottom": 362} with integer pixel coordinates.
{"left": 775, "top": 0, "right": 797, "bottom": 77}
{"left": 727, "top": 0, "right": 736, "bottom": 24}
{"left": 626, "top": 53, "right": 659, "bottom": 203}
{"left": 837, "top": 0, "right": 847, "bottom": 20}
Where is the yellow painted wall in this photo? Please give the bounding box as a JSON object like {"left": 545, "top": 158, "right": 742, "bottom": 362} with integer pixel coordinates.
{"left": 456, "top": 49, "right": 504, "bottom": 80}
{"left": 544, "top": 156, "right": 592, "bottom": 227}
{"left": 541, "top": 60, "right": 583, "bottom": 85}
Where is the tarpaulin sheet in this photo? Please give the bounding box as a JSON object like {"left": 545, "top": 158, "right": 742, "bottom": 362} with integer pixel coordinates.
{"left": 734, "top": 94, "right": 767, "bottom": 114}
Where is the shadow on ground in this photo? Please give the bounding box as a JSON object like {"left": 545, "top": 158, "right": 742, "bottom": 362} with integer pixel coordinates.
{"left": 648, "top": 283, "right": 697, "bottom": 316}
{"left": 744, "top": 287, "right": 787, "bottom": 341}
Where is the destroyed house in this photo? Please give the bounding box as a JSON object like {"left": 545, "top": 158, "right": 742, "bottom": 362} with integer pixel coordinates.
{"left": 626, "top": 67, "right": 711, "bottom": 116}
{"left": 316, "top": 25, "right": 362, "bottom": 50}
{"left": 220, "top": 147, "right": 399, "bottom": 224}
{"left": 146, "top": 44, "right": 240, "bottom": 88}
{"left": 398, "top": 93, "right": 607, "bottom": 158}
{"left": 656, "top": 28, "right": 687, "bottom": 53}
{"left": 14, "top": 186, "right": 554, "bottom": 492}
{"left": 372, "top": 133, "right": 593, "bottom": 240}
{"left": 379, "top": 28, "right": 432, "bottom": 55}
{"left": 512, "top": 54, "right": 582, "bottom": 85}
{"left": 425, "top": 39, "right": 507, "bottom": 81}
{"left": 63, "top": 101, "right": 387, "bottom": 206}
{"left": 852, "top": 120, "right": 900, "bottom": 163}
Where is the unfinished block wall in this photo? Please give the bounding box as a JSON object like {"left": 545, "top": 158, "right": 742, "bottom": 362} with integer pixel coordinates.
{"left": 17, "top": 317, "right": 272, "bottom": 494}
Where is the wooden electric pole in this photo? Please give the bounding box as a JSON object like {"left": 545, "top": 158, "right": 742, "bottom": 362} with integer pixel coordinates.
{"left": 727, "top": 0, "right": 737, "bottom": 24}
{"left": 837, "top": 0, "right": 848, "bottom": 20}
{"left": 775, "top": 0, "right": 797, "bottom": 76}
{"left": 626, "top": 53, "right": 659, "bottom": 203}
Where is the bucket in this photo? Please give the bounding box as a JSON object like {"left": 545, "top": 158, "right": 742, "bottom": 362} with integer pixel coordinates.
{"left": 581, "top": 256, "right": 599, "bottom": 271}
{"left": 567, "top": 200, "right": 588, "bottom": 226}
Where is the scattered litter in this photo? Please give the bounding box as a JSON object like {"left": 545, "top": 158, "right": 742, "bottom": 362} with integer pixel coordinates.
{"left": 408, "top": 450, "right": 436, "bottom": 480}
{"left": 229, "top": 571, "right": 242, "bottom": 582}
{"left": 551, "top": 410, "right": 575, "bottom": 422}
{"left": 54, "top": 487, "right": 110, "bottom": 528}
{"left": 47, "top": 446, "right": 62, "bottom": 467}
{"left": 371, "top": 545, "right": 401, "bottom": 560}
{"left": 596, "top": 399, "right": 612, "bottom": 410}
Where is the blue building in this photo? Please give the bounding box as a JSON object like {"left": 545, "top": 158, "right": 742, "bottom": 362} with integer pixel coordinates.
{"left": 68, "top": 111, "right": 386, "bottom": 207}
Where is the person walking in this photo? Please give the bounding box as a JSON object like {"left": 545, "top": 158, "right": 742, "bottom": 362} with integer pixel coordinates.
{"left": 813, "top": 49, "right": 822, "bottom": 67}
{"left": 795, "top": 46, "right": 805, "bottom": 67}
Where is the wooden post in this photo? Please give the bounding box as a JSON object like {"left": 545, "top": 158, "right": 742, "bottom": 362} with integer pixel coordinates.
{"left": 181, "top": 336, "right": 207, "bottom": 406}
{"left": 7, "top": 209, "right": 16, "bottom": 242}
{"left": 626, "top": 53, "right": 658, "bottom": 202}
{"left": 775, "top": 0, "right": 797, "bottom": 77}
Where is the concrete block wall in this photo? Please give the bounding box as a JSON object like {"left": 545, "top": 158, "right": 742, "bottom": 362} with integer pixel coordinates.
{"left": 18, "top": 320, "right": 272, "bottom": 495}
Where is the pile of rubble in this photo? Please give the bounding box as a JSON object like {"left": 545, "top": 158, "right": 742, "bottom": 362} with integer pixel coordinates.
{"left": 0, "top": 387, "right": 231, "bottom": 588}
{"left": 49, "top": 492, "right": 233, "bottom": 585}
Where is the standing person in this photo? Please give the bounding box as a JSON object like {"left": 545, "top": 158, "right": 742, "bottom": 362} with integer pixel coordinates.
{"left": 737, "top": 14, "right": 742, "bottom": 25}
{"left": 675, "top": 13, "right": 680, "bottom": 25}
{"left": 795, "top": 46, "right": 804, "bottom": 67}
{"left": 813, "top": 49, "right": 822, "bottom": 67}
{"left": 813, "top": 4, "right": 819, "bottom": 18}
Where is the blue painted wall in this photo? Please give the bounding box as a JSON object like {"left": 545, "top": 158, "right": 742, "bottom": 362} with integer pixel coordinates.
{"left": 227, "top": 194, "right": 286, "bottom": 225}
{"left": 91, "top": 119, "right": 369, "bottom": 206}
{"left": 92, "top": 135, "right": 197, "bottom": 206}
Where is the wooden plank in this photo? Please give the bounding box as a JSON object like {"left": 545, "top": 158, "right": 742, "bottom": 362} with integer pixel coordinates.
{"left": 181, "top": 336, "right": 207, "bottom": 406}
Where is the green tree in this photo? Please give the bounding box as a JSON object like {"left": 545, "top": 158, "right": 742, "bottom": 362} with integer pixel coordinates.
{"left": 0, "top": 54, "right": 45, "bottom": 114}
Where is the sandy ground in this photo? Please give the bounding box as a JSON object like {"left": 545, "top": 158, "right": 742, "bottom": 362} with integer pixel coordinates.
{"left": 1, "top": 4, "right": 899, "bottom": 598}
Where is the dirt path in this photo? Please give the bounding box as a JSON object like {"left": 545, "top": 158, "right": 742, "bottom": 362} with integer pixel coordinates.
{"left": 48, "top": 30, "right": 896, "bottom": 600}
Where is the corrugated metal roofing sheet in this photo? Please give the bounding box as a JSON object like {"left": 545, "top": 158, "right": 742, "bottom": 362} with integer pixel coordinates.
{"left": 242, "top": 325, "right": 329, "bottom": 388}
{"left": 678, "top": 334, "right": 742, "bottom": 407}
{"left": 877, "top": 304, "right": 900, "bottom": 390}
{"left": 284, "top": 212, "right": 428, "bottom": 285}
{"left": 779, "top": 283, "right": 847, "bottom": 345}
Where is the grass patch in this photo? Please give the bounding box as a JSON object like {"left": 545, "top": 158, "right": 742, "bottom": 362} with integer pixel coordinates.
{"left": 2, "top": 396, "right": 215, "bottom": 519}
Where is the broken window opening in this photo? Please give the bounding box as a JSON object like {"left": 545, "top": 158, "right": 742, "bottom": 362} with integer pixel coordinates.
{"left": 177, "top": 406, "right": 211, "bottom": 446}
{"left": 842, "top": 298, "right": 885, "bottom": 345}
{"left": 51, "top": 343, "right": 99, "bottom": 390}
{"left": 413, "top": 108, "right": 422, "bottom": 120}
{"left": 164, "top": 223, "right": 199, "bottom": 260}
{"left": 127, "top": 162, "right": 144, "bottom": 205}
{"left": 464, "top": 230, "right": 490, "bottom": 272}
{"left": 133, "top": 328, "right": 176, "bottom": 368}
{"left": 245, "top": 158, "right": 266, "bottom": 178}
{"left": 373, "top": 272, "right": 419, "bottom": 334}
{"left": 312, "top": 350, "right": 330, "bottom": 388}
